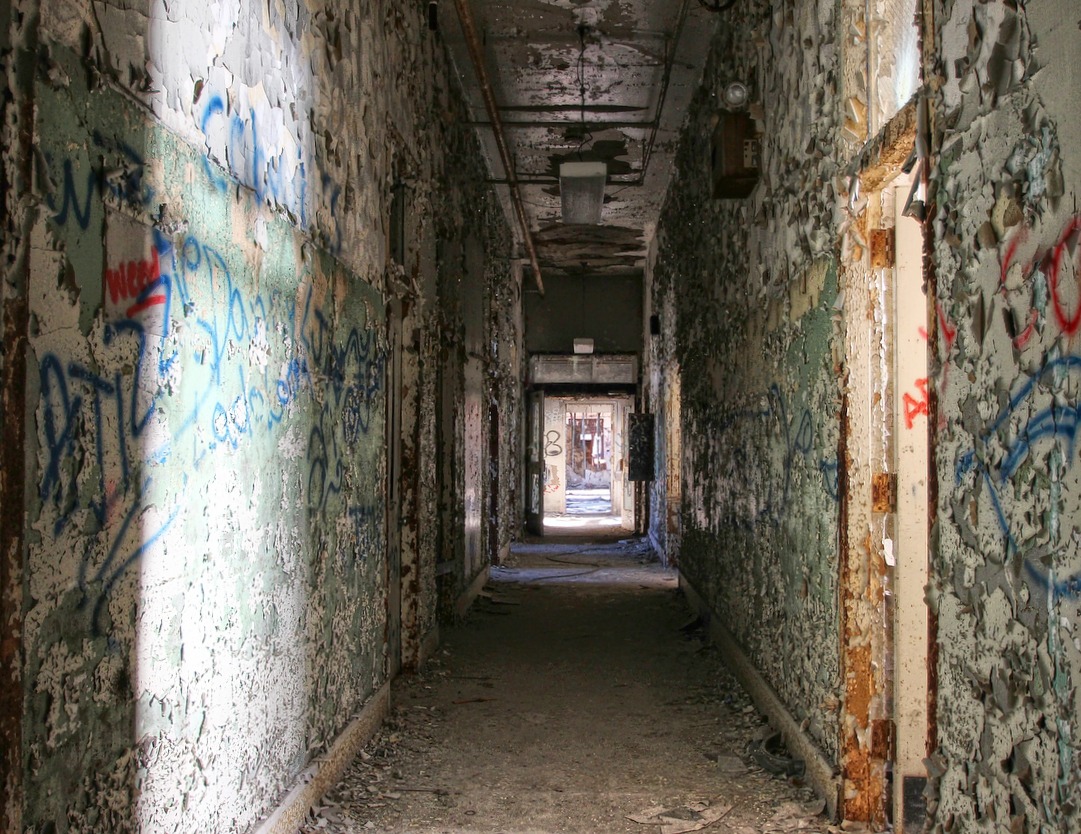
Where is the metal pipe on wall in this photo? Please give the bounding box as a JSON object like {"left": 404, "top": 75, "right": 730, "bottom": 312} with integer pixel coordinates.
{"left": 451, "top": 0, "right": 545, "bottom": 296}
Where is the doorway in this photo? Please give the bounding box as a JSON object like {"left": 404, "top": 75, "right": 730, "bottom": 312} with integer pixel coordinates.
{"left": 564, "top": 407, "right": 613, "bottom": 515}
{"left": 531, "top": 394, "right": 635, "bottom": 534}
{"left": 885, "top": 170, "right": 932, "bottom": 834}
{"left": 839, "top": 153, "right": 932, "bottom": 829}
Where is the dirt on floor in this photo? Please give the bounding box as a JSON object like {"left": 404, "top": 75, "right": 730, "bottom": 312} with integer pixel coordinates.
{"left": 300, "top": 534, "right": 834, "bottom": 834}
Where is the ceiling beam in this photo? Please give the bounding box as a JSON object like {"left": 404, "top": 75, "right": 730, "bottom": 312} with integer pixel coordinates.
{"left": 469, "top": 120, "right": 655, "bottom": 130}
{"left": 496, "top": 103, "right": 648, "bottom": 113}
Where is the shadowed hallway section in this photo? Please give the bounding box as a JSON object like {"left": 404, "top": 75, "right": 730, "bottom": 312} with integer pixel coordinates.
{"left": 5, "top": 2, "right": 1080, "bottom": 830}
{"left": 299, "top": 539, "right": 829, "bottom": 833}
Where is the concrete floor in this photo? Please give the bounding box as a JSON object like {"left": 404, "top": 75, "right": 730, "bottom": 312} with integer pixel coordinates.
{"left": 302, "top": 536, "right": 831, "bottom": 833}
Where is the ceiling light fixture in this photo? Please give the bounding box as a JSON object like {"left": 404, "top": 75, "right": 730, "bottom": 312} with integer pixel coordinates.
{"left": 697, "top": 0, "right": 737, "bottom": 11}
{"left": 560, "top": 161, "right": 607, "bottom": 224}
{"left": 560, "top": 23, "right": 606, "bottom": 225}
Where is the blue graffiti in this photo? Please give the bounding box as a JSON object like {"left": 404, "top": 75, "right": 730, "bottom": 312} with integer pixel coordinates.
{"left": 38, "top": 223, "right": 386, "bottom": 621}
{"left": 1024, "top": 561, "right": 1081, "bottom": 602}
{"left": 956, "top": 356, "right": 1081, "bottom": 600}
{"left": 49, "top": 159, "right": 97, "bottom": 230}
{"left": 758, "top": 385, "right": 826, "bottom": 521}
{"left": 199, "top": 92, "right": 312, "bottom": 230}
{"left": 48, "top": 133, "right": 158, "bottom": 230}
{"left": 78, "top": 480, "right": 179, "bottom": 634}
{"left": 709, "top": 384, "right": 833, "bottom": 526}
{"left": 196, "top": 89, "right": 356, "bottom": 251}
{"left": 94, "top": 131, "right": 157, "bottom": 211}
{"left": 819, "top": 459, "right": 840, "bottom": 500}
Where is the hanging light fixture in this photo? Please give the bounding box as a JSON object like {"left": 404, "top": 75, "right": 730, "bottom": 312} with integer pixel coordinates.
{"left": 560, "top": 161, "right": 607, "bottom": 224}
{"left": 560, "top": 23, "right": 606, "bottom": 225}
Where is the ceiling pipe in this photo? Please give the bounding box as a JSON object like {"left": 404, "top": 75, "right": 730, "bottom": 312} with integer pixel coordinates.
{"left": 452, "top": 0, "right": 545, "bottom": 296}
{"left": 639, "top": 0, "right": 691, "bottom": 187}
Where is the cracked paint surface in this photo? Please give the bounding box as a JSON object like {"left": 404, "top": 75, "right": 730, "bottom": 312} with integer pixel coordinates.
{"left": 5, "top": 0, "right": 514, "bottom": 830}
{"left": 927, "top": 0, "right": 1081, "bottom": 830}
{"left": 649, "top": 0, "right": 847, "bottom": 771}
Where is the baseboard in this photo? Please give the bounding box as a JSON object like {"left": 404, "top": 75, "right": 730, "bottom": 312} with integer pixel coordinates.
{"left": 679, "top": 573, "right": 841, "bottom": 822}
{"left": 250, "top": 682, "right": 391, "bottom": 834}
{"left": 455, "top": 565, "right": 491, "bottom": 619}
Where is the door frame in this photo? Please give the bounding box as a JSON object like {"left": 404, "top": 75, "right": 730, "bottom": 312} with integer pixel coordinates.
{"left": 525, "top": 389, "right": 544, "bottom": 535}
{"left": 384, "top": 298, "right": 404, "bottom": 678}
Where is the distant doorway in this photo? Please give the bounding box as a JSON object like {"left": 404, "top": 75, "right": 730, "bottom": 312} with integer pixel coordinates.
{"left": 538, "top": 395, "right": 635, "bottom": 533}
{"left": 564, "top": 408, "right": 612, "bottom": 515}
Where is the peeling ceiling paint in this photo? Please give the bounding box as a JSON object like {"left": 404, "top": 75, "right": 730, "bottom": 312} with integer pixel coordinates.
{"left": 443, "top": 0, "right": 714, "bottom": 278}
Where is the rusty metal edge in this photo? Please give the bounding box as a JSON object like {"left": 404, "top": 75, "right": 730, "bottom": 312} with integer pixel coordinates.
{"left": 679, "top": 573, "right": 842, "bottom": 823}
{"left": 1, "top": 5, "right": 38, "bottom": 829}
{"left": 247, "top": 683, "right": 391, "bottom": 834}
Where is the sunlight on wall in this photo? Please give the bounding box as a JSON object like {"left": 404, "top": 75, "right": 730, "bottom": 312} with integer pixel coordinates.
{"left": 133, "top": 6, "right": 319, "bottom": 830}
{"left": 871, "top": 0, "right": 920, "bottom": 134}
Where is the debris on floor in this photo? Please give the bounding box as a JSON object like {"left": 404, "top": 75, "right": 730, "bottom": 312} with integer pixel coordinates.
{"left": 747, "top": 731, "right": 806, "bottom": 778}
{"left": 627, "top": 800, "right": 732, "bottom": 833}
{"left": 299, "top": 537, "right": 832, "bottom": 834}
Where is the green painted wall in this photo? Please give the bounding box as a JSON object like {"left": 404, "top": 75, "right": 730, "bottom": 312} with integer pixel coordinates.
{"left": 650, "top": 3, "right": 847, "bottom": 762}
{"left": 10, "top": 0, "right": 515, "bottom": 829}
{"left": 27, "top": 53, "right": 386, "bottom": 833}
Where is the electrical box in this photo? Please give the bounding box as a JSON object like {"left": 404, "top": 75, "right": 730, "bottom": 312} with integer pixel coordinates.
{"left": 711, "top": 111, "right": 760, "bottom": 199}
{"left": 627, "top": 413, "right": 655, "bottom": 482}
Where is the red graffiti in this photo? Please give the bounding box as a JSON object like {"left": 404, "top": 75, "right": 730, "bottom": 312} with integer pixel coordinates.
{"left": 903, "top": 378, "right": 929, "bottom": 429}
{"left": 933, "top": 304, "right": 954, "bottom": 430}
{"left": 1050, "top": 215, "right": 1081, "bottom": 337}
{"left": 999, "top": 227, "right": 1038, "bottom": 349}
{"left": 105, "top": 249, "right": 165, "bottom": 317}
{"left": 936, "top": 302, "right": 957, "bottom": 355}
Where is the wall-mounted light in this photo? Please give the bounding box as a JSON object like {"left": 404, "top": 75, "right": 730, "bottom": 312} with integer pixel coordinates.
{"left": 560, "top": 161, "right": 607, "bottom": 224}
{"left": 722, "top": 82, "right": 749, "bottom": 109}
{"left": 573, "top": 338, "right": 595, "bottom": 354}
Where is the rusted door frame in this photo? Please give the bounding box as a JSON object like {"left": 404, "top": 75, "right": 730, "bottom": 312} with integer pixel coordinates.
{"left": 524, "top": 389, "right": 544, "bottom": 535}
{"left": 1, "top": 10, "right": 37, "bottom": 827}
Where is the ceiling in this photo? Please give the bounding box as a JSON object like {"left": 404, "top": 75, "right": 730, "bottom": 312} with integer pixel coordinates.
{"left": 443, "top": 0, "right": 716, "bottom": 285}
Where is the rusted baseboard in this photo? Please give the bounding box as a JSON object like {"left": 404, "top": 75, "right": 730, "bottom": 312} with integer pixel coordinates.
{"left": 455, "top": 565, "right": 491, "bottom": 620}
{"left": 250, "top": 683, "right": 390, "bottom": 834}
{"left": 679, "top": 573, "right": 842, "bottom": 822}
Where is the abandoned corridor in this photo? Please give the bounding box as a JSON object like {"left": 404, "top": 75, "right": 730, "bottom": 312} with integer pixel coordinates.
{"left": 2, "top": 2, "right": 1080, "bottom": 834}
{"left": 301, "top": 534, "right": 829, "bottom": 834}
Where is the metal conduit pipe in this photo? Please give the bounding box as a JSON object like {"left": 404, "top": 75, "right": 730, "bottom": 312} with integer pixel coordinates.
{"left": 452, "top": 0, "right": 545, "bottom": 296}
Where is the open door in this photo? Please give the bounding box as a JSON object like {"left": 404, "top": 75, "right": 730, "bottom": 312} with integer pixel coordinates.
{"left": 488, "top": 404, "right": 500, "bottom": 564}
{"left": 890, "top": 173, "right": 931, "bottom": 834}
{"left": 525, "top": 389, "right": 544, "bottom": 535}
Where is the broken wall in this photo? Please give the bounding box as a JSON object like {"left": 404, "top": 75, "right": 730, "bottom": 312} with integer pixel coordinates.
{"left": 651, "top": 0, "right": 847, "bottom": 763}
{"left": 927, "top": 0, "right": 1081, "bottom": 828}
{"left": 4, "top": 0, "right": 513, "bottom": 829}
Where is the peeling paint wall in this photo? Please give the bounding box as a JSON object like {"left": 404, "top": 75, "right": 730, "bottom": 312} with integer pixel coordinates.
{"left": 650, "top": 0, "right": 848, "bottom": 769}
{"left": 645, "top": 268, "right": 682, "bottom": 567}
{"left": 6, "top": 0, "right": 514, "bottom": 830}
{"left": 926, "top": 0, "right": 1081, "bottom": 829}
{"left": 653, "top": 0, "right": 1081, "bottom": 828}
